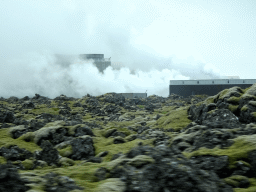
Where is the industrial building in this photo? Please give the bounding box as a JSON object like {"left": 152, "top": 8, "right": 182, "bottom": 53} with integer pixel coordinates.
{"left": 55, "top": 54, "right": 111, "bottom": 73}
{"left": 169, "top": 78, "right": 256, "bottom": 98}
{"left": 79, "top": 54, "right": 111, "bottom": 73}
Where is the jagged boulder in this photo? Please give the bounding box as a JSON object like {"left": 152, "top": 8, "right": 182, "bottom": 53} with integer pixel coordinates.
{"left": 188, "top": 103, "right": 241, "bottom": 128}
{"left": 104, "top": 104, "right": 121, "bottom": 114}
{"left": 69, "top": 136, "right": 95, "bottom": 160}
{"left": 0, "top": 163, "right": 31, "bottom": 192}
{"left": 74, "top": 125, "right": 94, "bottom": 137}
{"left": 0, "top": 111, "right": 15, "bottom": 123}
{"left": 59, "top": 109, "right": 71, "bottom": 116}
{"left": 22, "top": 101, "right": 35, "bottom": 109}
{"left": 42, "top": 172, "right": 84, "bottom": 192}
{"left": 96, "top": 178, "right": 126, "bottom": 192}
{"left": 202, "top": 108, "right": 241, "bottom": 128}
{"left": 0, "top": 145, "right": 33, "bottom": 161}
{"left": 107, "top": 145, "right": 233, "bottom": 192}
{"left": 239, "top": 100, "right": 256, "bottom": 123}
{"left": 104, "top": 93, "right": 125, "bottom": 106}
{"left": 35, "top": 140, "right": 60, "bottom": 166}
{"left": 54, "top": 94, "right": 76, "bottom": 101}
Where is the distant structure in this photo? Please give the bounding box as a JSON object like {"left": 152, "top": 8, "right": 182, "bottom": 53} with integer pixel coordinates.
{"left": 169, "top": 77, "right": 256, "bottom": 97}
{"left": 54, "top": 54, "right": 111, "bottom": 73}
{"left": 79, "top": 54, "right": 111, "bottom": 73}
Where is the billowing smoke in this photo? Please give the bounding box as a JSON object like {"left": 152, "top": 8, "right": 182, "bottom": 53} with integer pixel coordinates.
{"left": 0, "top": 0, "right": 222, "bottom": 99}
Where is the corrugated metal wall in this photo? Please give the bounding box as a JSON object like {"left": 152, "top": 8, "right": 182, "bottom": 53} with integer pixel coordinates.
{"left": 169, "top": 84, "right": 256, "bottom": 97}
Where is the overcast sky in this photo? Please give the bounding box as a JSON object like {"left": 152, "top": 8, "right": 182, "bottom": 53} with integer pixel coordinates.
{"left": 0, "top": 0, "right": 255, "bottom": 98}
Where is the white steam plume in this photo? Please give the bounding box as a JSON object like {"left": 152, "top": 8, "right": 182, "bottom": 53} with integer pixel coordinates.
{"left": 0, "top": 0, "right": 222, "bottom": 98}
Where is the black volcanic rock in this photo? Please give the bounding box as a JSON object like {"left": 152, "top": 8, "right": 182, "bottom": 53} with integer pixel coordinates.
{"left": 0, "top": 163, "right": 31, "bottom": 192}
{"left": 0, "top": 146, "right": 33, "bottom": 161}
{"left": 35, "top": 140, "right": 60, "bottom": 166}
{"left": 42, "top": 172, "right": 84, "bottom": 192}
{"left": 0, "top": 111, "right": 15, "bottom": 123}
{"left": 2, "top": 84, "right": 256, "bottom": 191}
{"left": 22, "top": 101, "right": 35, "bottom": 109}
{"left": 70, "top": 137, "right": 95, "bottom": 160}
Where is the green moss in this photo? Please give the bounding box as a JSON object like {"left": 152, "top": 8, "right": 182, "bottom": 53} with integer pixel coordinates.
{"left": 0, "top": 101, "right": 9, "bottom": 105}
{"left": 195, "top": 96, "right": 215, "bottom": 107}
{"left": 58, "top": 145, "right": 73, "bottom": 157}
{"left": 252, "top": 112, "right": 256, "bottom": 120}
{"left": 194, "top": 94, "right": 208, "bottom": 98}
{"left": 19, "top": 161, "right": 113, "bottom": 192}
{"left": 29, "top": 122, "right": 66, "bottom": 144}
{"left": 155, "top": 106, "right": 191, "bottom": 131}
{"left": 234, "top": 178, "right": 256, "bottom": 192}
{"left": 0, "top": 128, "right": 41, "bottom": 153}
{"left": 101, "top": 127, "right": 135, "bottom": 138}
{"left": 22, "top": 114, "right": 36, "bottom": 120}
{"left": 52, "top": 107, "right": 59, "bottom": 111}
{"left": 31, "top": 106, "right": 60, "bottom": 115}
{"left": 137, "top": 105, "right": 144, "bottom": 109}
{"left": 21, "top": 159, "right": 34, "bottom": 170}
{"left": 234, "top": 160, "right": 252, "bottom": 168}
{"left": 82, "top": 114, "right": 93, "bottom": 121}
{"left": 92, "top": 131, "right": 154, "bottom": 162}
{"left": 66, "top": 124, "right": 81, "bottom": 136}
{"left": 207, "top": 109, "right": 217, "bottom": 114}
{"left": 243, "top": 86, "right": 254, "bottom": 94}
{"left": 59, "top": 157, "right": 75, "bottom": 167}
{"left": 227, "top": 96, "right": 241, "bottom": 104}
{"left": 249, "top": 101, "right": 256, "bottom": 107}
{"left": 241, "top": 105, "right": 248, "bottom": 112}
{"left": 0, "top": 156, "right": 7, "bottom": 164}
{"left": 128, "top": 155, "right": 155, "bottom": 167}
{"left": 182, "top": 134, "right": 256, "bottom": 169}
{"left": 95, "top": 178, "right": 126, "bottom": 192}
{"left": 223, "top": 175, "right": 249, "bottom": 188}
{"left": 228, "top": 105, "right": 239, "bottom": 113}
{"left": 218, "top": 89, "right": 230, "bottom": 100}
{"left": 243, "top": 86, "right": 251, "bottom": 93}
{"left": 106, "top": 120, "right": 139, "bottom": 129}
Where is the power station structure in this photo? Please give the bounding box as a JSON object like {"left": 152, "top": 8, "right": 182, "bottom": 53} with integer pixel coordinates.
{"left": 55, "top": 54, "right": 256, "bottom": 98}
{"left": 169, "top": 76, "right": 256, "bottom": 98}
{"left": 79, "top": 54, "right": 111, "bottom": 73}
{"left": 54, "top": 54, "right": 111, "bottom": 73}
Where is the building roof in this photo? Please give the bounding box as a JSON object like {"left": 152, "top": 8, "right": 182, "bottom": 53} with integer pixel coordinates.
{"left": 170, "top": 79, "right": 256, "bottom": 85}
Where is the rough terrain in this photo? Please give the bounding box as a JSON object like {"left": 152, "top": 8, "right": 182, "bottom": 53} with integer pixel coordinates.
{"left": 1, "top": 84, "right": 256, "bottom": 191}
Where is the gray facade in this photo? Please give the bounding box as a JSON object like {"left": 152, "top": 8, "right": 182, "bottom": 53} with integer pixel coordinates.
{"left": 169, "top": 79, "right": 256, "bottom": 97}
{"left": 54, "top": 54, "right": 111, "bottom": 73}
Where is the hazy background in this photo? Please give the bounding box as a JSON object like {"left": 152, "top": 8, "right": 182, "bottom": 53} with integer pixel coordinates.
{"left": 1, "top": 0, "right": 255, "bottom": 98}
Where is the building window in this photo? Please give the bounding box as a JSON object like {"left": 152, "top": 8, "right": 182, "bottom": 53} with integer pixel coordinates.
{"left": 192, "top": 91, "right": 195, "bottom": 95}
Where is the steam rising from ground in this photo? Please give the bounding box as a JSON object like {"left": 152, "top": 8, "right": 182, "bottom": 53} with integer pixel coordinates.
{"left": 0, "top": 1, "right": 225, "bottom": 98}
{"left": 0, "top": 51, "right": 221, "bottom": 99}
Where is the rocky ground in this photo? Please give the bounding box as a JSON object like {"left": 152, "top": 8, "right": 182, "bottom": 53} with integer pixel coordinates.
{"left": 1, "top": 85, "right": 256, "bottom": 191}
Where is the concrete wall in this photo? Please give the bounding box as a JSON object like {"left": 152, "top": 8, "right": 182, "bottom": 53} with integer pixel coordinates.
{"left": 169, "top": 79, "right": 256, "bottom": 97}
{"left": 117, "top": 93, "right": 147, "bottom": 99}
{"left": 170, "top": 79, "right": 256, "bottom": 85}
